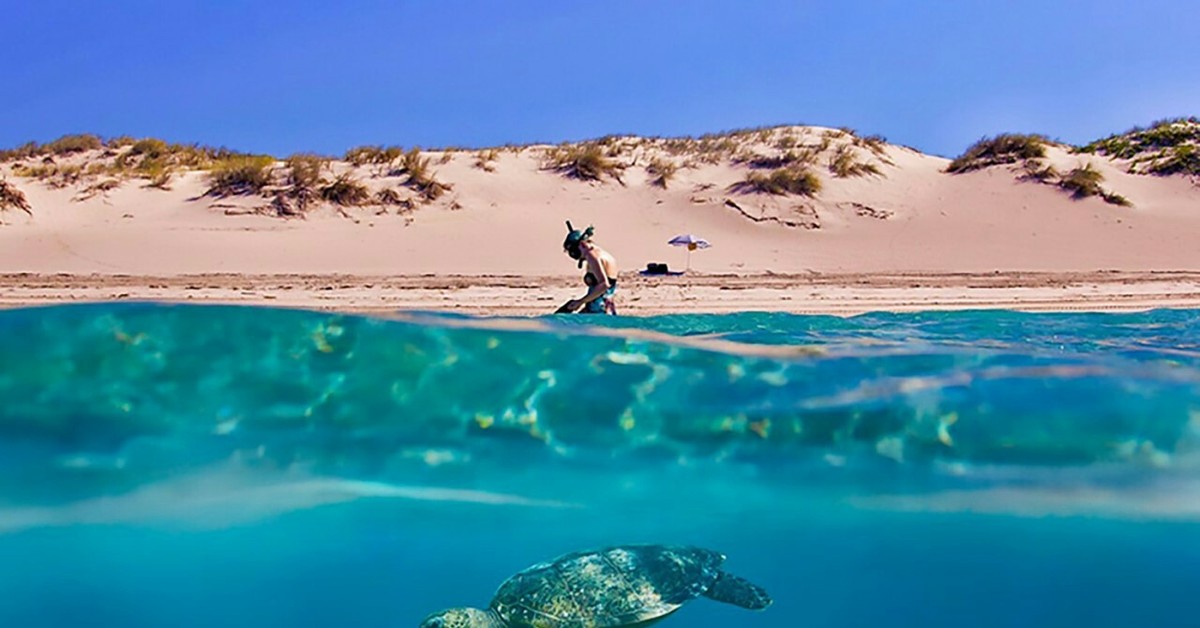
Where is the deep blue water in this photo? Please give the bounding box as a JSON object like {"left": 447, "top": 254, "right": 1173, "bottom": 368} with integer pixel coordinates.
{"left": 1, "top": 303, "right": 1199, "bottom": 627}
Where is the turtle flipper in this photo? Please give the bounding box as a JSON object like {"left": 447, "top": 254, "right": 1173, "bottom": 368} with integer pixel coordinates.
{"left": 702, "top": 572, "right": 772, "bottom": 610}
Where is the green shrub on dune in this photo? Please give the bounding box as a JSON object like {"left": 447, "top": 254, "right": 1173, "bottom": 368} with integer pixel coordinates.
{"left": 1080, "top": 117, "right": 1200, "bottom": 176}
{"left": 1081, "top": 117, "right": 1199, "bottom": 157}
{"left": 1143, "top": 143, "right": 1200, "bottom": 176}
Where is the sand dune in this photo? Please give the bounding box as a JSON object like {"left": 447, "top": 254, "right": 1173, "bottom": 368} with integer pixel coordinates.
{"left": 1, "top": 125, "right": 1197, "bottom": 314}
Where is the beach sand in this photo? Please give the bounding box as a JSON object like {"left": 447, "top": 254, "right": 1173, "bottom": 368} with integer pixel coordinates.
{"left": 1, "top": 127, "right": 1197, "bottom": 316}
{"left": 1, "top": 272, "right": 1198, "bottom": 316}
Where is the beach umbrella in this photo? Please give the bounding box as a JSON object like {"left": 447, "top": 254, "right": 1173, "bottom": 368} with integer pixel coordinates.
{"left": 668, "top": 234, "right": 711, "bottom": 271}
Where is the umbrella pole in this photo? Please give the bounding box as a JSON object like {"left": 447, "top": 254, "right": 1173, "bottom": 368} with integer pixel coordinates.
{"left": 686, "top": 248, "right": 691, "bottom": 272}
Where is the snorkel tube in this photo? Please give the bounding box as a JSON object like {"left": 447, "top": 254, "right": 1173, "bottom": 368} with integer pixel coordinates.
{"left": 562, "top": 220, "right": 594, "bottom": 269}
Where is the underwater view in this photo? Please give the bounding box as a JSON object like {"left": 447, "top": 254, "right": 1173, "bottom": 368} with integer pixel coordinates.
{"left": 1, "top": 303, "right": 1199, "bottom": 627}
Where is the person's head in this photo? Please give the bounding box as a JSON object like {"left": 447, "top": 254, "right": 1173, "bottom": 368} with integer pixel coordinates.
{"left": 418, "top": 608, "right": 503, "bottom": 628}
{"left": 562, "top": 221, "right": 594, "bottom": 268}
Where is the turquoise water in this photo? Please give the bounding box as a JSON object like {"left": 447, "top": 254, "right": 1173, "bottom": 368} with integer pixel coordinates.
{"left": 2, "top": 303, "right": 1199, "bottom": 627}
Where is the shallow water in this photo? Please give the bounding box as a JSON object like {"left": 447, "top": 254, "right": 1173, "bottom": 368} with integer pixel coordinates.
{"left": 2, "top": 304, "right": 1199, "bottom": 627}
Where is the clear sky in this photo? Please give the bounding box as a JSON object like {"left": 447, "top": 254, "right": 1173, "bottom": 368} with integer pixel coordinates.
{"left": 3, "top": 0, "right": 1197, "bottom": 158}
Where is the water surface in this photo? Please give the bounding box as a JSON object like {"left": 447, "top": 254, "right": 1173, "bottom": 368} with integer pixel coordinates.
{"left": 2, "top": 304, "right": 1198, "bottom": 627}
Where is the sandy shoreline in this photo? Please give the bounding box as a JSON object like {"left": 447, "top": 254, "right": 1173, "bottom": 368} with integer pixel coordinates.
{"left": 3, "top": 271, "right": 1198, "bottom": 316}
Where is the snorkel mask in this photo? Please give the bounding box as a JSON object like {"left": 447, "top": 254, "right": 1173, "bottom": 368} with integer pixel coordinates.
{"left": 563, "top": 221, "right": 594, "bottom": 268}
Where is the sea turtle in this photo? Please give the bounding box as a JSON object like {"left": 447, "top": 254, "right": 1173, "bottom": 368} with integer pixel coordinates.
{"left": 418, "top": 544, "right": 772, "bottom": 627}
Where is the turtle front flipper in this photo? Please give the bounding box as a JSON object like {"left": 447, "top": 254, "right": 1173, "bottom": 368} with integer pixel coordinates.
{"left": 702, "top": 572, "right": 772, "bottom": 610}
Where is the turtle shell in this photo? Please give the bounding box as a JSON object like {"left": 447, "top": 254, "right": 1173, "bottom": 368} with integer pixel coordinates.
{"left": 489, "top": 545, "right": 724, "bottom": 628}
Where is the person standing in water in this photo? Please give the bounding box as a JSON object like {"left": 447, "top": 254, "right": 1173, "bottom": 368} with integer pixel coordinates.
{"left": 560, "top": 221, "right": 618, "bottom": 314}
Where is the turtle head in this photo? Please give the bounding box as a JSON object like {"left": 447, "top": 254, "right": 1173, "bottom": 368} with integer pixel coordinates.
{"left": 419, "top": 607, "right": 503, "bottom": 628}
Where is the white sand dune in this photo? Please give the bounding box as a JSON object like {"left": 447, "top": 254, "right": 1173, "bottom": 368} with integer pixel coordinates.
{"left": 1, "top": 127, "right": 1197, "bottom": 314}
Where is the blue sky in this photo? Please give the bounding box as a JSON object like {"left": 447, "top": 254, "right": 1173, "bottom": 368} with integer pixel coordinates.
{"left": 3, "top": 0, "right": 1197, "bottom": 157}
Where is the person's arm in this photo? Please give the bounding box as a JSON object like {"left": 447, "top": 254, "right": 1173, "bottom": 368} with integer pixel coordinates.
{"left": 578, "top": 250, "right": 611, "bottom": 304}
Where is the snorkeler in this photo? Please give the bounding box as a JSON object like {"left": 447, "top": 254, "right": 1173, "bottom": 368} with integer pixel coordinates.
{"left": 558, "top": 221, "right": 619, "bottom": 315}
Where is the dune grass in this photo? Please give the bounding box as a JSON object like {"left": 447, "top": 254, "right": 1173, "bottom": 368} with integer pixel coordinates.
{"left": 74, "top": 178, "right": 122, "bottom": 202}
{"left": 142, "top": 162, "right": 174, "bottom": 190}
{"left": 278, "top": 154, "right": 329, "bottom": 212}
{"left": 345, "top": 145, "right": 404, "bottom": 167}
{"left": 474, "top": 149, "right": 499, "bottom": 172}
{"left": 645, "top": 158, "right": 678, "bottom": 189}
{"left": 828, "top": 145, "right": 882, "bottom": 178}
{"left": 1065, "top": 163, "right": 1128, "bottom": 205}
{"left": 110, "top": 139, "right": 237, "bottom": 173}
{"left": 43, "top": 134, "right": 104, "bottom": 155}
{"left": 1019, "top": 160, "right": 1060, "bottom": 183}
{"left": 0, "top": 133, "right": 104, "bottom": 160}
{"left": 127, "top": 138, "right": 170, "bottom": 160}
{"left": 1101, "top": 191, "right": 1133, "bottom": 207}
{"left": 286, "top": 154, "right": 326, "bottom": 188}
{"left": 1144, "top": 144, "right": 1200, "bottom": 176}
{"left": 410, "top": 174, "right": 450, "bottom": 201}
{"left": 1054, "top": 163, "right": 1131, "bottom": 206}
{"left": 345, "top": 146, "right": 382, "bottom": 166}
{"left": 657, "top": 132, "right": 748, "bottom": 164}
{"left": 0, "top": 142, "right": 41, "bottom": 162}
{"left": 375, "top": 187, "right": 407, "bottom": 206}
{"left": 1058, "top": 164, "right": 1105, "bottom": 198}
{"left": 320, "top": 173, "right": 371, "bottom": 206}
{"left": 542, "top": 144, "right": 627, "bottom": 183}
{"left": 1081, "top": 117, "right": 1199, "bottom": 156}
{"left": 14, "top": 163, "right": 85, "bottom": 188}
{"left": 0, "top": 179, "right": 32, "bottom": 216}
{"left": 204, "top": 155, "right": 276, "bottom": 197}
{"left": 853, "top": 133, "right": 889, "bottom": 155}
{"left": 741, "top": 149, "right": 819, "bottom": 170}
{"left": 106, "top": 136, "right": 137, "bottom": 149}
{"left": 947, "top": 134, "right": 1048, "bottom": 173}
{"left": 730, "top": 166, "right": 822, "bottom": 197}
{"left": 85, "top": 162, "right": 118, "bottom": 177}
{"left": 774, "top": 133, "right": 801, "bottom": 150}
{"left": 120, "top": 139, "right": 233, "bottom": 188}
{"left": 395, "top": 148, "right": 452, "bottom": 201}
{"left": 1080, "top": 118, "right": 1200, "bottom": 176}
